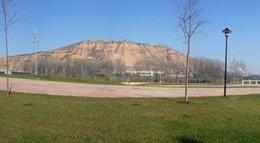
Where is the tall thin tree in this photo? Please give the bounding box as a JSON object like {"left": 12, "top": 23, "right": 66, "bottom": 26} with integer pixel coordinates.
{"left": 175, "top": 0, "right": 205, "bottom": 103}
{"left": 0, "top": 0, "right": 19, "bottom": 96}
{"left": 33, "top": 29, "right": 39, "bottom": 75}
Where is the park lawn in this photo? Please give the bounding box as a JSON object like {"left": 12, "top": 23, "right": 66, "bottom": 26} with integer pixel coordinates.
{"left": 0, "top": 74, "right": 121, "bottom": 85}
{"left": 0, "top": 91, "right": 259, "bottom": 143}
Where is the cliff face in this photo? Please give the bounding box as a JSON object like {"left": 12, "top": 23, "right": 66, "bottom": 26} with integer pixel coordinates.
{"left": 0, "top": 39, "right": 186, "bottom": 71}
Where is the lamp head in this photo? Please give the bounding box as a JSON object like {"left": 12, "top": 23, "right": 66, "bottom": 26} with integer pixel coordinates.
{"left": 222, "top": 28, "right": 232, "bottom": 37}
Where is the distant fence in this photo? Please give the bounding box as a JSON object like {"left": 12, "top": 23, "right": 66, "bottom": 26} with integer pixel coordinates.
{"left": 242, "top": 80, "right": 260, "bottom": 86}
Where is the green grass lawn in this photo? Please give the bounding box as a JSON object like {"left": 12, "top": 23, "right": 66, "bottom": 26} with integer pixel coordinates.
{"left": 0, "top": 91, "right": 259, "bottom": 143}
{"left": 0, "top": 74, "right": 121, "bottom": 85}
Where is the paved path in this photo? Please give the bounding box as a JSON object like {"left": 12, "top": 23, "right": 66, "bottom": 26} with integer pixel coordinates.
{"left": 0, "top": 77, "right": 260, "bottom": 98}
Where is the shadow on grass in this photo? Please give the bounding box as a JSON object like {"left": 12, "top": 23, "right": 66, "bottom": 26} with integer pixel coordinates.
{"left": 175, "top": 100, "right": 187, "bottom": 104}
{"left": 158, "top": 98, "right": 190, "bottom": 104}
{"left": 177, "top": 136, "right": 204, "bottom": 143}
{"left": 158, "top": 98, "right": 179, "bottom": 102}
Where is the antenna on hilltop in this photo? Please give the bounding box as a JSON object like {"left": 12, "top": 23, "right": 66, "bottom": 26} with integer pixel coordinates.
{"left": 33, "top": 28, "right": 39, "bottom": 75}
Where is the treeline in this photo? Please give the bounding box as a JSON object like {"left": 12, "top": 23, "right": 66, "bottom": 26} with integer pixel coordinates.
{"left": 191, "top": 57, "right": 246, "bottom": 84}
{"left": 20, "top": 58, "right": 126, "bottom": 80}
{"left": 17, "top": 57, "right": 246, "bottom": 84}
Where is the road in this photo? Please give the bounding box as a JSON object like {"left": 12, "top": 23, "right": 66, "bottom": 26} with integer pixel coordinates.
{"left": 0, "top": 77, "right": 260, "bottom": 98}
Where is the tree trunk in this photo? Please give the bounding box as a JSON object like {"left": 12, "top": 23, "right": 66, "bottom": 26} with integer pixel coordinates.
{"left": 185, "top": 37, "right": 191, "bottom": 104}
{"left": 5, "top": 29, "right": 9, "bottom": 97}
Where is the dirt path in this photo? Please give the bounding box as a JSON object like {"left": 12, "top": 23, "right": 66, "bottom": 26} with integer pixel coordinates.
{"left": 0, "top": 77, "right": 260, "bottom": 98}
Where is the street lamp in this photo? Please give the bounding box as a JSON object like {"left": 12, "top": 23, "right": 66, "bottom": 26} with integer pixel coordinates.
{"left": 222, "top": 28, "right": 232, "bottom": 97}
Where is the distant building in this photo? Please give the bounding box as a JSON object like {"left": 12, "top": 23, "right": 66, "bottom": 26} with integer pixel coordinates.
{"left": 126, "top": 70, "right": 161, "bottom": 77}
{"left": 245, "top": 74, "right": 260, "bottom": 80}
{"left": 4, "top": 71, "right": 12, "bottom": 75}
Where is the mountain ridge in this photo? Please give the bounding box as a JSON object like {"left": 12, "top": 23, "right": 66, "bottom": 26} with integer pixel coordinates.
{"left": 0, "top": 39, "right": 186, "bottom": 72}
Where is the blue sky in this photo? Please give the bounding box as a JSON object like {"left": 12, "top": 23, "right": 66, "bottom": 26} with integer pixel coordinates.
{"left": 0, "top": 0, "right": 260, "bottom": 74}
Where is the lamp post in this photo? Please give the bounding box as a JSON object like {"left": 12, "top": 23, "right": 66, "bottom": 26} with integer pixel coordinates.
{"left": 222, "top": 28, "right": 232, "bottom": 97}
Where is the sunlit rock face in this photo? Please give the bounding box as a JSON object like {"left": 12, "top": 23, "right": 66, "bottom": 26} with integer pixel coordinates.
{"left": 0, "top": 39, "right": 186, "bottom": 72}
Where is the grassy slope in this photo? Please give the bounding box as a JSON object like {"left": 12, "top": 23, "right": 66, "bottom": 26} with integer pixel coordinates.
{"left": 0, "top": 74, "right": 121, "bottom": 85}
{"left": 0, "top": 92, "right": 259, "bottom": 143}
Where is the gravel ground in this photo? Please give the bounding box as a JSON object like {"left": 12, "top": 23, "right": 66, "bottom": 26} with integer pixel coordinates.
{"left": 0, "top": 77, "right": 260, "bottom": 98}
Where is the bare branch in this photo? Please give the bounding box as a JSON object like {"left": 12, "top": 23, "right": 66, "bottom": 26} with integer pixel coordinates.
{"left": 175, "top": 0, "right": 205, "bottom": 41}
{"left": 1, "top": 0, "right": 20, "bottom": 30}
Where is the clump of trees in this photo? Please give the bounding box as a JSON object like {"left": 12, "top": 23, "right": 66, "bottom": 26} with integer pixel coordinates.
{"left": 191, "top": 57, "right": 224, "bottom": 83}
{"left": 228, "top": 58, "right": 247, "bottom": 84}
{"left": 20, "top": 57, "right": 126, "bottom": 81}
{"left": 14, "top": 55, "right": 246, "bottom": 84}
{"left": 133, "top": 57, "right": 185, "bottom": 83}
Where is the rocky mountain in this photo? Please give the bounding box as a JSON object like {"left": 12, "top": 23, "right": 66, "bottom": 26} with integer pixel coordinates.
{"left": 0, "top": 39, "right": 186, "bottom": 72}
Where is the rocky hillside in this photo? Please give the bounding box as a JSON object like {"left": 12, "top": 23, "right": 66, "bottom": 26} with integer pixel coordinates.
{"left": 0, "top": 39, "right": 186, "bottom": 72}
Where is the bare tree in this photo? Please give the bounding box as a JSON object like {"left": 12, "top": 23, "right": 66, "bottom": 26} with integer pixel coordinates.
{"left": 191, "top": 57, "right": 224, "bottom": 83}
{"left": 112, "top": 59, "right": 126, "bottom": 81}
{"left": 175, "top": 0, "right": 205, "bottom": 103}
{"left": 229, "top": 58, "right": 247, "bottom": 83}
{"left": 0, "top": 0, "right": 19, "bottom": 96}
{"left": 167, "top": 60, "right": 184, "bottom": 83}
